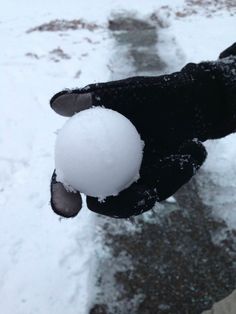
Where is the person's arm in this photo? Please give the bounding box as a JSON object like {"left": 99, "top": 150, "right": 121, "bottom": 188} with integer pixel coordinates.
{"left": 50, "top": 43, "right": 236, "bottom": 219}
{"left": 51, "top": 44, "right": 236, "bottom": 143}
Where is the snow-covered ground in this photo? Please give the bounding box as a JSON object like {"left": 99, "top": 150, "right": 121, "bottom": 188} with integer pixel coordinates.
{"left": 0, "top": 1, "right": 112, "bottom": 313}
{"left": 0, "top": 1, "right": 236, "bottom": 313}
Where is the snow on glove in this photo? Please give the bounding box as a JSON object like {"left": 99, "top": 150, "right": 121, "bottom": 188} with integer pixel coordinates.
{"left": 50, "top": 43, "right": 236, "bottom": 219}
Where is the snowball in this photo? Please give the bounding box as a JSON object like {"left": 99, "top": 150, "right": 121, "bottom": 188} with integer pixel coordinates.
{"left": 55, "top": 107, "right": 144, "bottom": 199}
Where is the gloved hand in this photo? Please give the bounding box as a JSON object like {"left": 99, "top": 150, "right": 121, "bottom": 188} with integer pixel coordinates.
{"left": 50, "top": 43, "right": 236, "bottom": 219}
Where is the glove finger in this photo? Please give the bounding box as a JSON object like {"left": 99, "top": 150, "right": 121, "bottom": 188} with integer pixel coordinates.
{"left": 49, "top": 77, "right": 137, "bottom": 117}
{"left": 178, "top": 139, "right": 207, "bottom": 168}
{"left": 155, "top": 140, "right": 207, "bottom": 201}
{"left": 86, "top": 152, "right": 199, "bottom": 219}
{"left": 86, "top": 181, "right": 157, "bottom": 219}
{"left": 50, "top": 76, "right": 157, "bottom": 118}
{"left": 86, "top": 139, "right": 206, "bottom": 218}
{"left": 50, "top": 171, "right": 82, "bottom": 218}
{"left": 50, "top": 90, "right": 92, "bottom": 117}
{"left": 219, "top": 42, "right": 236, "bottom": 59}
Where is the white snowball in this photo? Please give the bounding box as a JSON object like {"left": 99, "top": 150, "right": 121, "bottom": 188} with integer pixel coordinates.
{"left": 55, "top": 107, "right": 144, "bottom": 199}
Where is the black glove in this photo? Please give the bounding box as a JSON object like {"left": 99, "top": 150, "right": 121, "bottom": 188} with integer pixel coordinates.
{"left": 50, "top": 43, "right": 236, "bottom": 219}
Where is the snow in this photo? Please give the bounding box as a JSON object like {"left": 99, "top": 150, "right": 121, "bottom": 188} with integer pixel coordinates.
{"left": 0, "top": 1, "right": 112, "bottom": 313}
{"left": 168, "top": 14, "right": 236, "bottom": 65}
{"left": 55, "top": 107, "right": 143, "bottom": 198}
{"left": 0, "top": 0, "right": 236, "bottom": 313}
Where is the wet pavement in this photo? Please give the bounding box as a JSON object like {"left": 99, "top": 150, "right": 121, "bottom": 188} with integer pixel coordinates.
{"left": 89, "top": 14, "right": 236, "bottom": 314}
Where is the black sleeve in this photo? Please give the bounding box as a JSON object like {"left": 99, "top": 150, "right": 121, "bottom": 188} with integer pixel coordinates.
{"left": 180, "top": 57, "right": 236, "bottom": 140}
{"left": 50, "top": 49, "right": 236, "bottom": 147}
{"left": 81, "top": 60, "right": 235, "bottom": 146}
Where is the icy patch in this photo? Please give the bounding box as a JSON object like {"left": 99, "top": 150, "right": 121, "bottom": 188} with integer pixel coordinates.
{"left": 55, "top": 107, "right": 144, "bottom": 199}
